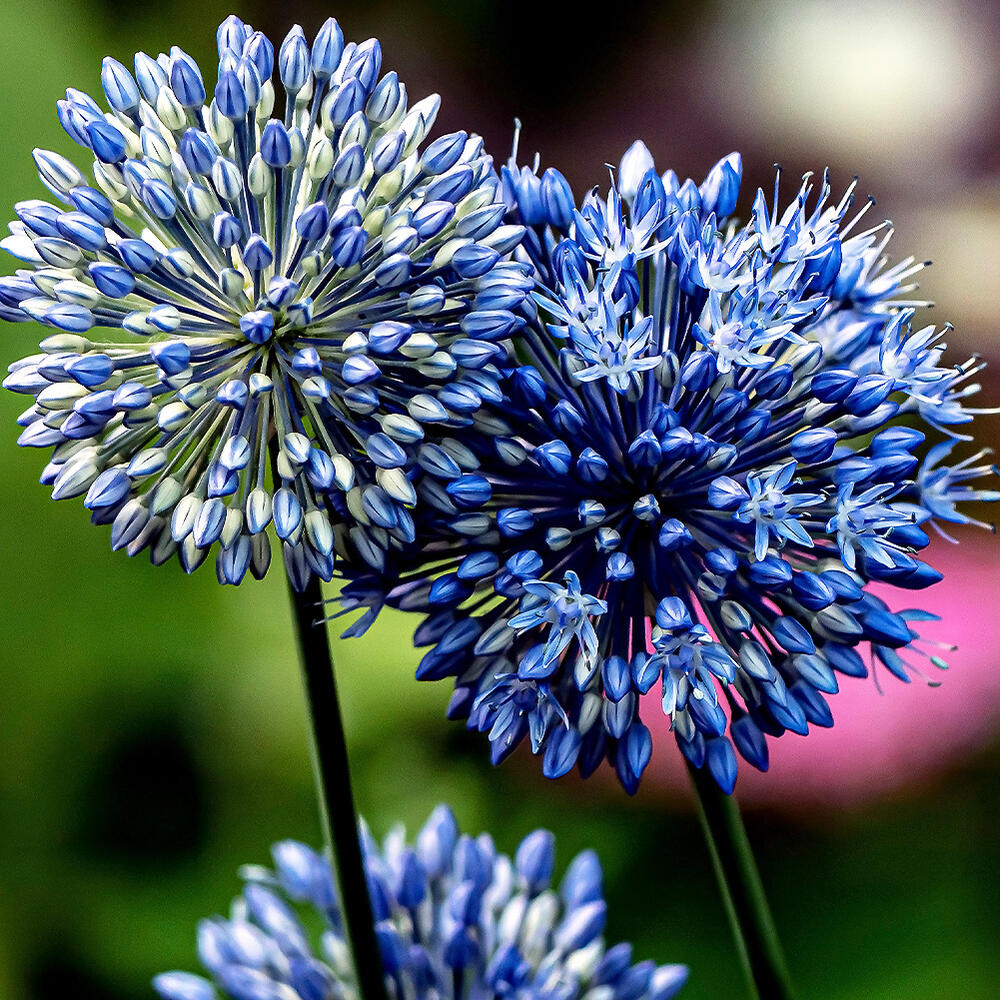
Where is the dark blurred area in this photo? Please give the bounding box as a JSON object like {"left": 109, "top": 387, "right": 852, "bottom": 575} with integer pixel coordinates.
{"left": 0, "top": 1, "right": 999, "bottom": 998}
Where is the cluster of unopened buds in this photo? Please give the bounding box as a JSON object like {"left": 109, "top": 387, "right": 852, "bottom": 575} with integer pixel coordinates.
{"left": 154, "top": 805, "right": 689, "bottom": 1000}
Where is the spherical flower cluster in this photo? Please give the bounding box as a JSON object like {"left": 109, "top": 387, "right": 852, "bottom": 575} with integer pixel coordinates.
{"left": 1, "top": 14, "right": 526, "bottom": 589}
{"left": 153, "top": 805, "right": 688, "bottom": 1000}
{"left": 340, "top": 140, "right": 999, "bottom": 793}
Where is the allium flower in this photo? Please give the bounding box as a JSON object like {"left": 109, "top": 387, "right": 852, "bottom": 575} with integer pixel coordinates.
{"left": 153, "top": 805, "right": 688, "bottom": 1000}
{"left": 340, "top": 140, "right": 999, "bottom": 793}
{"left": 1, "top": 14, "right": 525, "bottom": 589}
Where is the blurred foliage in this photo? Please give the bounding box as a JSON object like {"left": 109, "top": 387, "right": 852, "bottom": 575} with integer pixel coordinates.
{"left": 0, "top": 1, "right": 997, "bottom": 998}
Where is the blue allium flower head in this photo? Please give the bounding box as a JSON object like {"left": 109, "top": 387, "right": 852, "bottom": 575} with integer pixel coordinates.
{"left": 340, "top": 135, "right": 999, "bottom": 793}
{"left": 1, "top": 14, "right": 527, "bottom": 590}
{"left": 153, "top": 805, "right": 689, "bottom": 1000}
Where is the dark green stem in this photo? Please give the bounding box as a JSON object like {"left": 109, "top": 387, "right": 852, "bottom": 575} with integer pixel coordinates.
{"left": 686, "top": 760, "right": 795, "bottom": 1000}
{"left": 285, "top": 574, "right": 389, "bottom": 1000}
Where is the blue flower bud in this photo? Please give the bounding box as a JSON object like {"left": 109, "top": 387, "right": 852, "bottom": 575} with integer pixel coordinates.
{"left": 153, "top": 971, "right": 217, "bottom": 1000}
{"left": 245, "top": 32, "right": 274, "bottom": 79}
{"left": 371, "top": 130, "right": 404, "bottom": 175}
{"left": 556, "top": 899, "right": 607, "bottom": 952}
{"left": 210, "top": 379, "right": 247, "bottom": 410}
{"left": 191, "top": 498, "right": 226, "bottom": 548}
{"left": 58, "top": 99, "right": 95, "bottom": 146}
{"left": 771, "top": 615, "right": 815, "bottom": 654}
{"left": 680, "top": 349, "right": 716, "bottom": 391}
{"left": 216, "top": 536, "right": 251, "bottom": 585}
{"left": 860, "top": 606, "right": 913, "bottom": 648}
{"left": 734, "top": 406, "right": 770, "bottom": 442}
{"left": 235, "top": 58, "right": 262, "bottom": 107}
{"left": 789, "top": 426, "right": 838, "bottom": 464}
{"left": 367, "top": 71, "right": 401, "bottom": 123}
{"left": 541, "top": 168, "right": 574, "bottom": 229}
{"left": 872, "top": 425, "right": 925, "bottom": 455}
{"left": 375, "top": 253, "right": 412, "bottom": 288}
{"left": 213, "top": 212, "right": 243, "bottom": 249}
{"left": 355, "top": 326, "right": 404, "bottom": 360}
{"left": 366, "top": 432, "right": 407, "bottom": 469}
{"left": 811, "top": 368, "right": 857, "bottom": 403}
{"left": 74, "top": 389, "right": 116, "bottom": 418}
{"left": 239, "top": 310, "right": 274, "bottom": 344}
{"left": 345, "top": 39, "right": 382, "bottom": 90}
{"left": 149, "top": 341, "right": 190, "bottom": 376}
{"left": 767, "top": 687, "right": 810, "bottom": 734}
{"left": 294, "top": 202, "right": 328, "bottom": 241}
{"left": 618, "top": 140, "right": 656, "bottom": 203}
{"left": 804, "top": 238, "right": 843, "bottom": 293}
{"left": 707, "top": 475, "right": 747, "bottom": 510}
{"left": 792, "top": 680, "right": 834, "bottom": 727}
{"left": 133, "top": 51, "right": 167, "bottom": 104}
{"left": 700, "top": 152, "right": 742, "bottom": 219}
{"left": 627, "top": 430, "right": 661, "bottom": 468}
{"left": 651, "top": 965, "right": 690, "bottom": 1000}
{"left": 84, "top": 468, "right": 130, "bottom": 509}
{"left": 535, "top": 439, "right": 571, "bottom": 476}
{"left": 329, "top": 77, "right": 367, "bottom": 127}
{"left": 730, "top": 713, "right": 769, "bottom": 771}
{"left": 452, "top": 243, "right": 499, "bottom": 280}
{"left": 169, "top": 48, "right": 206, "bottom": 108}
{"left": 618, "top": 722, "right": 652, "bottom": 794}
{"left": 140, "top": 178, "right": 178, "bottom": 219}
{"left": 56, "top": 211, "right": 106, "bottom": 251}
{"left": 311, "top": 17, "right": 344, "bottom": 79}
{"left": 424, "top": 166, "right": 474, "bottom": 204}
{"left": 755, "top": 363, "right": 794, "bottom": 400}
{"left": 329, "top": 143, "right": 363, "bottom": 187}
{"left": 242, "top": 234, "right": 273, "bottom": 271}
{"left": 178, "top": 130, "right": 217, "bottom": 176}
{"left": 266, "top": 277, "right": 298, "bottom": 309}
{"left": 273, "top": 488, "right": 303, "bottom": 540}
{"left": 86, "top": 119, "right": 127, "bottom": 164}
{"left": 279, "top": 25, "right": 310, "bottom": 92}
{"left": 101, "top": 57, "right": 140, "bottom": 113}
{"left": 66, "top": 353, "right": 113, "bottom": 387}
{"left": 117, "top": 238, "right": 158, "bottom": 273}
{"left": 40, "top": 302, "right": 94, "bottom": 332}
{"left": 113, "top": 381, "right": 152, "bottom": 411}
{"left": 747, "top": 554, "right": 793, "bottom": 588}
{"left": 416, "top": 805, "right": 459, "bottom": 877}
{"left": 515, "top": 829, "right": 554, "bottom": 892}
{"left": 341, "top": 357, "right": 379, "bottom": 387}
{"left": 16, "top": 201, "right": 60, "bottom": 237}
{"left": 215, "top": 70, "right": 248, "bottom": 120}
{"left": 493, "top": 508, "right": 533, "bottom": 537}
{"left": 68, "top": 186, "right": 114, "bottom": 225}
{"left": 206, "top": 462, "right": 238, "bottom": 498}
{"left": 446, "top": 474, "right": 491, "bottom": 508}
{"left": 330, "top": 226, "right": 367, "bottom": 268}
{"left": 260, "top": 120, "right": 292, "bottom": 168}
{"left": 790, "top": 570, "right": 836, "bottom": 611}
{"left": 216, "top": 15, "right": 248, "bottom": 57}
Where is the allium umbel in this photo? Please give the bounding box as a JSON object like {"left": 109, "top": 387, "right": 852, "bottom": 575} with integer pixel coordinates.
{"left": 153, "top": 806, "right": 688, "bottom": 1000}
{"left": 1, "top": 15, "right": 525, "bottom": 589}
{"left": 341, "top": 140, "right": 999, "bottom": 793}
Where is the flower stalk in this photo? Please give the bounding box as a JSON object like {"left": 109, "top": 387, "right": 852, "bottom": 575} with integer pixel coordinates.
{"left": 285, "top": 572, "right": 389, "bottom": 1000}
{"left": 686, "top": 759, "right": 795, "bottom": 1000}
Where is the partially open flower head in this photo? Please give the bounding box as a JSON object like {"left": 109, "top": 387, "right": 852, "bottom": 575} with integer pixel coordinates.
{"left": 153, "top": 805, "right": 688, "bottom": 1000}
{"left": 1, "top": 14, "right": 527, "bottom": 589}
{"left": 341, "top": 139, "right": 999, "bottom": 793}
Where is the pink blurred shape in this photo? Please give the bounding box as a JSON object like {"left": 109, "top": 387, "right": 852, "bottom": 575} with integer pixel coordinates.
{"left": 642, "top": 532, "right": 1000, "bottom": 809}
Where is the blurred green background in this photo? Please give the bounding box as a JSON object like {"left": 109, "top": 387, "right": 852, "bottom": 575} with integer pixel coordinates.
{"left": 1, "top": 1, "right": 999, "bottom": 998}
